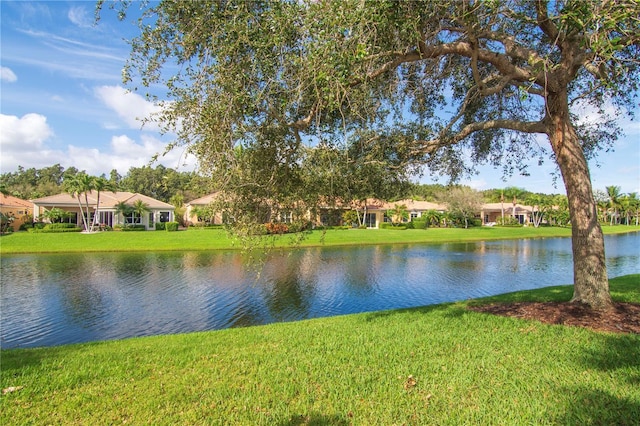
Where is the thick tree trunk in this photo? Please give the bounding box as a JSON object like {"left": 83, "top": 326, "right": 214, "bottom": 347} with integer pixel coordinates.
{"left": 546, "top": 91, "right": 613, "bottom": 310}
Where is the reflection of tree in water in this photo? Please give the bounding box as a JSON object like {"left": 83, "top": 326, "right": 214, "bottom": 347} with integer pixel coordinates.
{"left": 343, "top": 247, "right": 384, "bottom": 295}
{"left": 112, "top": 252, "right": 153, "bottom": 278}
{"left": 262, "top": 252, "right": 317, "bottom": 322}
{"left": 52, "top": 254, "right": 109, "bottom": 324}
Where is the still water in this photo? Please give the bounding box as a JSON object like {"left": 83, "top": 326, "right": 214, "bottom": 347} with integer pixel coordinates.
{"left": 2, "top": 233, "right": 639, "bottom": 349}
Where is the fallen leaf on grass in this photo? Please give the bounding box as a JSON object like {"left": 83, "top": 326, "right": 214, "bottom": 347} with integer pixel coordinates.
{"left": 404, "top": 375, "right": 417, "bottom": 390}
{"left": 2, "top": 386, "right": 24, "bottom": 394}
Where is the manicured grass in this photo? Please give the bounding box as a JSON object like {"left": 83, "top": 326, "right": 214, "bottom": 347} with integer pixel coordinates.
{"left": 1, "top": 275, "right": 638, "bottom": 425}
{"left": 1, "top": 225, "right": 638, "bottom": 254}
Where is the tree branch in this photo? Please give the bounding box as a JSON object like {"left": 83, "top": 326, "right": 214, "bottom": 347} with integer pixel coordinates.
{"left": 535, "top": 0, "right": 560, "bottom": 44}
{"left": 417, "top": 119, "right": 547, "bottom": 154}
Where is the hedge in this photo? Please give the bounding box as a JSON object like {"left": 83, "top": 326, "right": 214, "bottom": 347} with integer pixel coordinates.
{"left": 165, "top": 222, "right": 179, "bottom": 232}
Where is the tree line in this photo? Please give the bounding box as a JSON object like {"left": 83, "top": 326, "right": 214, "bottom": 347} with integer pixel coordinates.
{"left": 3, "top": 163, "right": 637, "bottom": 229}
{"left": 0, "top": 164, "right": 214, "bottom": 205}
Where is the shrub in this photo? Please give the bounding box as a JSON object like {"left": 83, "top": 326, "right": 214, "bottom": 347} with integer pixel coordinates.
{"left": 115, "top": 224, "right": 147, "bottom": 231}
{"left": 411, "top": 218, "right": 429, "bottom": 229}
{"left": 44, "top": 223, "right": 78, "bottom": 230}
{"left": 165, "top": 222, "right": 179, "bottom": 232}
{"left": 28, "top": 225, "right": 82, "bottom": 233}
{"left": 19, "top": 223, "right": 34, "bottom": 231}
{"left": 380, "top": 223, "right": 407, "bottom": 230}
{"left": 265, "top": 222, "right": 289, "bottom": 234}
{"left": 155, "top": 222, "right": 166, "bottom": 231}
{"left": 495, "top": 217, "right": 523, "bottom": 227}
{"left": 288, "top": 220, "right": 311, "bottom": 233}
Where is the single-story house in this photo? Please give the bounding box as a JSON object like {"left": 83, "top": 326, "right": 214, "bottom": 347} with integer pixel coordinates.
{"left": 480, "top": 202, "right": 535, "bottom": 225}
{"left": 32, "top": 191, "right": 175, "bottom": 230}
{"left": 183, "top": 192, "right": 540, "bottom": 229}
{"left": 0, "top": 194, "right": 33, "bottom": 231}
{"left": 184, "top": 192, "right": 224, "bottom": 226}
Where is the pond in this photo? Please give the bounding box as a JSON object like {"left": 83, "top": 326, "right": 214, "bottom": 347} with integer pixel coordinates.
{"left": 2, "top": 233, "right": 639, "bottom": 349}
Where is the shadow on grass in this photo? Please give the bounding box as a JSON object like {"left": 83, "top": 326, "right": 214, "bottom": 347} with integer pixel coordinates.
{"left": 579, "top": 333, "right": 640, "bottom": 385}
{"left": 554, "top": 387, "right": 640, "bottom": 425}
{"left": 279, "top": 413, "right": 350, "bottom": 426}
{"left": 362, "top": 302, "right": 467, "bottom": 323}
{"left": 466, "top": 285, "right": 574, "bottom": 307}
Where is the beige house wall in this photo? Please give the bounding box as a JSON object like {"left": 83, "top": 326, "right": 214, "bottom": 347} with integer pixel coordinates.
{"left": 0, "top": 194, "right": 34, "bottom": 231}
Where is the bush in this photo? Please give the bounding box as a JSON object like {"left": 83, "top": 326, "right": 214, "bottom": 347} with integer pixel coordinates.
{"left": 380, "top": 223, "right": 407, "bottom": 230}
{"left": 165, "top": 221, "right": 179, "bottom": 232}
{"left": 28, "top": 224, "right": 82, "bottom": 233}
{"left": 411, "top": 218, "right": 429, "bottom": 229}
{"left": 495, "top": 217, "right": 523, "bottom": 227}
{"left": 114, "top": 224, "right": 147, "bottom": 231}
{"left": 288, "top": 220, "right": 311, "bottom": 233}
{"left": 265, "top": 222, "right": 289, "bottom": 234}
{"left": 44, "top": 223, "right": 78, "bottom": 230}
{"left": 155, "top": 222, "right": 166, "bottom": 231}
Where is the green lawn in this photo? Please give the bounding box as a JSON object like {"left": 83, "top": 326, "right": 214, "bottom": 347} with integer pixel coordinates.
{"left": 2, "top": 275, "right": 638, "bottom": 425}
{"left": 2, "top": 225, "right": 638, "bottom": 254}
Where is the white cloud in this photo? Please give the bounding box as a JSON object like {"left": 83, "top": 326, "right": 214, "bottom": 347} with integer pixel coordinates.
{"left": 67, "top": 134, "right": 197, "bottom": 175}
{"left": 466, "top": 178, "right": 488, "bottom": 191}
{"left": 0, "top": 113, "right": 53, "bottom": 153}
{"left": 1, "top": 66, "right": 17, "bottom": 82}
{"left": 95, "top": 85, "right": 164, "bottom": 131}
{"left": 0, "top": 113, "right": 196, "bottom": 176}
{"left": 67, "top": 6, "right": 92, "bottom": 29}
{"left": 0, "top": 113, "right": 64, "bottom": 173}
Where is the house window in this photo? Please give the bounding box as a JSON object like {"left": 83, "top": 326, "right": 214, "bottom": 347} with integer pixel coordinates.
{"left": 279, "top": 212, "right": 292, "bottom": 223}
{"left": 98, "top": 211, "right": 113, "bottom": 227}
{"left": 364, "top": 213, "right": 377, "bottom": 228}
{"left": 67, "top": 212, "right": 78, "bottom": 224}
{"left": 159, "top": 211, "right": 171, "bottom": 222}
{"left": 125, "top": 212, "right": 142, "bottom": 224}
{"left": 410, "top": 212, "right": 419, "bottom": 220}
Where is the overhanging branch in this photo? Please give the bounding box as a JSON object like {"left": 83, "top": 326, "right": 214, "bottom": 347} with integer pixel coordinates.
{"left": 416, "top": 119, "right": 547, "bottom": 154}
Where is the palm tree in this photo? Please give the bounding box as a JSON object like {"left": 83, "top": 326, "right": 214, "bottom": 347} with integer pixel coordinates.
{"left": 606, "top": 185, "right": 622, "bottom": 225}
{"left": 387, "top": 204, "right": 409, "bottom": 226}
{"left": 627, "top": 193, "right": 640, "bottom": 226}
{"left": 132, "top": 200, "right": 151, "bottom": 226}
{"left": 525, "top": 194, "right": 545, "bottom": 228}
{"left": 91, "top": 177, "right": 116, "bottom": 229}
{"left": 41, "top": 207, "right": 70, "bottom": 224}
{"left": 114, "top": 201, "right": 133, "bottom": 226}
{"left": 63, "top": 173, "right": 94, "bottom": 232}
{"left": 424, "top": 210, "right": 442, "bottom": 228}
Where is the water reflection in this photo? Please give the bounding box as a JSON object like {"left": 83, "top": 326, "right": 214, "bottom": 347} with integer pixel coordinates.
{"left": 1, "top": 233, "right": 638, "bottom": 349}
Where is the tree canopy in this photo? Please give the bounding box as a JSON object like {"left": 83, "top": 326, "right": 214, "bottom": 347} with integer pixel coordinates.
{"left": 101, "top": 0, "right": 640, "bottom": 309}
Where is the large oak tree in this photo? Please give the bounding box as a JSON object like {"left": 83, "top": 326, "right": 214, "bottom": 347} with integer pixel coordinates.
{"left": 102, "top": 0, "right": 640, "bottom": 310}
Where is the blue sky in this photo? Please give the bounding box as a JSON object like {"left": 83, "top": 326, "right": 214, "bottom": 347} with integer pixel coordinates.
{"left": 1, "top": 1, "right": 639, "bottom": 196}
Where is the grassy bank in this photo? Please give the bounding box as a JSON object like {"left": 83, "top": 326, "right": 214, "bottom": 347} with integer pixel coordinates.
{"left": 1, "top": 225, "right": 638, "bottom": 254}
{"left": 1, "top": 275, "right": 638, "bottom": 425}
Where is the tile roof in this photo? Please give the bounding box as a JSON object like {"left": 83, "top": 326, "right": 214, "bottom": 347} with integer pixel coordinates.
{"left": 31, "top": 191, "right": 174, "bottom": 209}
{"left": 0, "top": 194, "right": 33, "bottom": 209}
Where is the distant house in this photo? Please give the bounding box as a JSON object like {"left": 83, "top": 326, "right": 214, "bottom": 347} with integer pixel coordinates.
{"left": 0, "top": 194, "right": 33, "bottom": 231}
{"left": 184, "top": 192, "right": 224, "bottom": 226}
{"left": 480, "top": 202, "right": 535, "bottom": 225}
{"left": 184, "top": 192, "right": 542, "bottom": 229}
{"left": 32, "top": 191, "right": 175, "bottom": 230}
